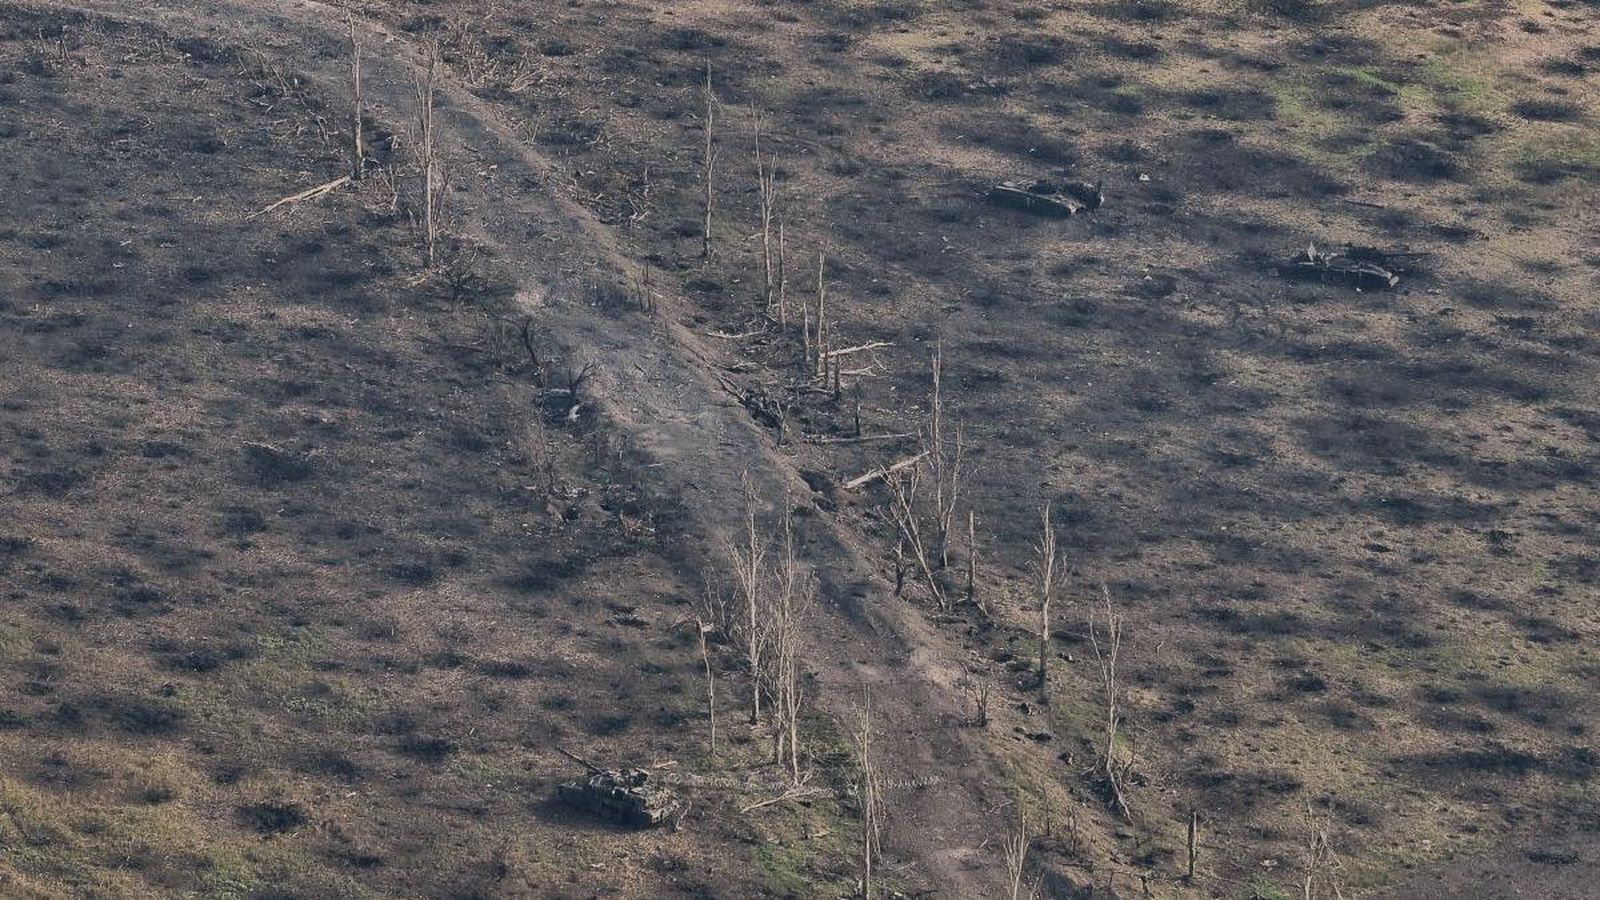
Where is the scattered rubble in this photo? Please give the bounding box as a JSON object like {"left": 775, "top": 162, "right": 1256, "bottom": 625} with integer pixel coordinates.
{"left": 988, "top": 179, "right": 1104, "bottom": 217}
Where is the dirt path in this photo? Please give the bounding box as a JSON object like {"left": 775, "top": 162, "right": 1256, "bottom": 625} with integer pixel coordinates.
{"left": 36, "top": 0, "right": 1006, "bottom": 894}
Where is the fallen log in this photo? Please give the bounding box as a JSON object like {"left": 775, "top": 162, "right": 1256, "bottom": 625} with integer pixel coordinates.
{"left": 842, "top": 450, "right": 928, "bottom": 490}
{"left": 249, "top": 174, "right": 351, "bottom": 219}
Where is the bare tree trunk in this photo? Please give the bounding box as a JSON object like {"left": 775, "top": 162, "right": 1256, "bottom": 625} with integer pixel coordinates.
{"left": 1003, "top": 802, "right": 1028, "bottom": 900}
{"left": 776, "top": 218, "right": 788, "bottom": 327}
{"left": 832, "top": 335, "right": 843, "bottom": 400}
{"left": 725, "top": 476, "right": 769, "bottom": 725}
{"left": 853, "top": 382, "right": 863, "bottom": 438}
{"left": 1186, "top": 807, "right": 1199, "bottom": 880}
{"left": 854, "top": 689, "right": 884, "bottom": 900}
{"left": 1089, "top": 585, "right": 1132, "bottom": 821}
{"left": 814, "top": 249, "right": 828, "bottom": 377}
{"left": 754, "top": 108, "right": 777, "bottom": 317}
{"left": 884, "top": 466, "right": 945, "bottom": 610}
{"left": 348, "top": 12, "right": 364, "bottom": 181}
{"left": 1034, "top": 502, "right": 1062, "bottom": 687}
{"left": 892, "top": 537, "right": 906, "bottom": 598}
{"left": 701, "top": 62, "right": 717, "bottom": 260}
{"left": 929, "top": 343, "right": 946, "bottom": 566}
{"left": 412, "top": 43, "right": 441, "bottom": 268}
{"left": 697, "top": 617, "right": 717, "bottom": 759}
{"left": 964, "top": 508, "right": 979, "bottom": 612}
{"left": 957, "top": 669, "right": 991, "bottom": 728}
{"left": 801, "top": 270, "right": 813, "bottom": 374}
{"left": 926, "top": 344, "right": 964, "bottom": 571}
{"left": 771, "top": 513, "right": 810, "bottom": 784}
{"left": 1300, "top": 800, "right": 1346, "bottom": 900}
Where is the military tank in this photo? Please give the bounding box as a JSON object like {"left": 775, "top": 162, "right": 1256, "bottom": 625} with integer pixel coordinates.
{"left": 556, "top": 748, "right": 681, "bottom": 829}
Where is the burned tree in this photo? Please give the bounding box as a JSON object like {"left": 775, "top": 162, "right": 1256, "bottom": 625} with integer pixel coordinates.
{"left": 883, "top": 462, "right": 946, "bottom": 610}
{"left": 347, "top": 12, "right": 364, "bottom": 180}
{"left": 925, "top": 343, "right": 964, "bottom": 571}
{"left": 695, "top": 608, "right": 718, "bottom": 760}
{"left": 1300, "top": 800, "right": 1347, "bottom": 900}
{"left": 1003, "top": 801, "right": 1030, "bottom": 900}
{"left": 701, "top": 62, "right": 718, "bottom": 260}
{"left": 410, "top": 42, "right": 444, "bottom": 268}
{"left": 725, "top": 476, "right": 770, "bottom": 725}
{"left": 753, "top": 107, "right": 779, "bottom": 317}
{"left": 1089, "top": 585, "right": 1132, "bottom": 820}
{"left": 853, "top": 689, "right": 885, "bottom": 899}
{"left": 769, "top": 512, "right": 812, "bottom": 784}
{"left": 964, "top": 508, "right": 983, "bottom": 615}
{"left": 1033, "top": 502, "right": 1065, "bottom": 688}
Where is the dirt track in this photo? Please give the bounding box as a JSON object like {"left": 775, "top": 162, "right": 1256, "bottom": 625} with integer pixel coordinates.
{"left": 28, "top": 0, "right": 1008, "bottom": 893}
{"left": 17, "top": 0, "right": 1598, "bottom": 896}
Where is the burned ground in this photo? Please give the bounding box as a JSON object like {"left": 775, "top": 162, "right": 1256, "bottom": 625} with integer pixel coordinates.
{"left": 3, "top": 0, "right": 1598, "bottom": 897}
{"left": 0, "top": 9, "right": 861, "bottom": 897}
{"left": 365, "top": 0, "right": 1598, "bottom": 894}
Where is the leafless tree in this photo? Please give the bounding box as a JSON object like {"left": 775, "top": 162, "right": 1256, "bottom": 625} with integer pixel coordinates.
{"left": 1300, "top": 800, "right": 1347, "bottom": 900}
{"left": 926, "top": 343, "right": 965, "bottom": 570}
{"left": 516, "top": 316, "right": 545, "bottom": 386}
{"left": 852, "top": 381, "right": 864, "bottom": 438}
{"left": 411, "top": 42, "right": 443, "bottom": 268}
{"left": 374, "top": 160, "right": 403, "bottom": 216}
{"left": 853, "top": 689, "right": 885, "bottom": 900}
{"left": 1089, "top": 584, "right": 1132, "bottom": 820}
{"left": 753, "top": 107, "right": 779, "bottom": 317}
{"left": 725, "top": 476, "right": 770, "bottom": 725}
{"left": 769, "top": 512, "right": 811, "bottom": 784}
{"left": 812, "top": 249, "right": 829, "bottom": 377}
{"left": 517, "top": 418, "right": 558, "bottom": 503}
{"left": 776, "top": 218, "right": 789, "bottom": 326}
{"left": 964, "top": 509, "right": 982, "bottom": 615}
{"left": 956, "top": 667, "right": 991, "bottom": 728}
{"left": 891, "top": 537, "right": 907, "bottom": 598}
{"left": 1003, "top": 802, "right": 1030, "bottom": 900}
{"left": 1186, "top": 807, "right": 1200, "bottom": 880}
{"left": 883, "top": 464, "right": 946, "bottom": 610}
{"left": 800, "top": 245, "right": 825, "bottom": 368}
{"left": 696, "top": 612, "right": 717, "bottom": 760}
{"left": 1033, "top": 502, "right": 1065, "bottom": 687}
{"left": 633, "top": 261, "right": 656, "bottom": 314}
{"left": 347, "top": 12, "right": 364, "bottom": 180}
{"left": 701, "top": 62, "right": 718, "bottom": 259}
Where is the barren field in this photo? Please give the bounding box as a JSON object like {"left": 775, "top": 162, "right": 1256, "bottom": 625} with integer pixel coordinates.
{"left": 3, "top": 0, "right": 1598, "bottom": 898}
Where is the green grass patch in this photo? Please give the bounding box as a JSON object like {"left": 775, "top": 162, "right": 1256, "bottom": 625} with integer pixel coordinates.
{"left": 1247, "top": 874, "right": 1294, "bottom": 899}
{"left": 1421, "top": 55, "right": 1495, "bottom": 110}
{"left": 1335, "top": 65, "right": 1403, "bottom": 95}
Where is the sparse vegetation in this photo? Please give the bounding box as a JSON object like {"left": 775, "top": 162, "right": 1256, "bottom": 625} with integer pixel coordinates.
{"left": 3, "top": 0, "right": 1595, "bottom": 896}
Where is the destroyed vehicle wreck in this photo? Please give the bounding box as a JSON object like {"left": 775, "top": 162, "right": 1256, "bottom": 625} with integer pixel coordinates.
{"left": 988, "top": 179, "right": 1104, "bottom": 217}
{"left": 556, "top": 750, "right": 682, "bottom": 828}
{"left": 1278, "top": 242, "right": 1422, "bottom": 291}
